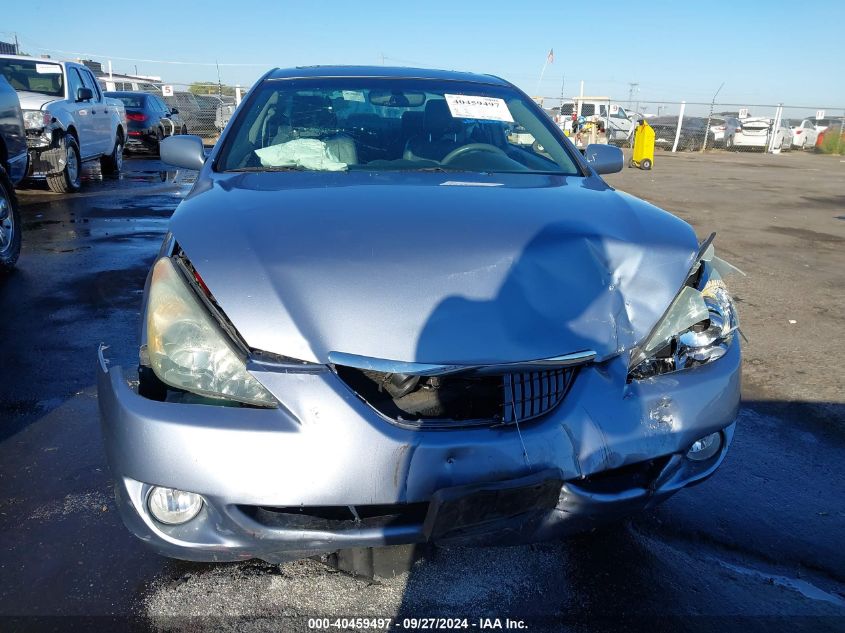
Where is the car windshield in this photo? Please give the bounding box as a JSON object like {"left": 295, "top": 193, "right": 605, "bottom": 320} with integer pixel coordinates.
{"left": 0, "top": 59, "right": 64, "bottom": 97}
{"left": 216, "top": 77, "right": 581, "bottom": 175}
{"left": 108, "top": 93, "right": 146, "bottom": 108}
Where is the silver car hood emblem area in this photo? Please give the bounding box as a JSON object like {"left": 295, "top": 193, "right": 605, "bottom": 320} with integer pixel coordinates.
{"left": 327, "top": 350, "right": 597, "bottom": 376}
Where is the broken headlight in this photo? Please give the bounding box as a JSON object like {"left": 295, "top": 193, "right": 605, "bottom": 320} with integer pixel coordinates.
{"left": 145, "top": 257, "right": 277, "bottom": 407}
{"left": 628, "top": 265, "right": 738, "bottom": 381}
{"left": 22, "top": 110, "right": 51, "bottom": 130}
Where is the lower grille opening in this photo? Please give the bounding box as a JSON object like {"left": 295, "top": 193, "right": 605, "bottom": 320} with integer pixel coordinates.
{"left": 335, "top": 365, "right": 577, "bottom": 429}
{"left": 575, "top": 455, "right": 673, "bottom": 494}
{"left": 239, "top": 503, "right": 429, "bottom": 531}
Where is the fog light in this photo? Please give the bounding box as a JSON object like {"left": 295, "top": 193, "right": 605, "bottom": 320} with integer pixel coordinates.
{"left": 147, "top": 487, "right": 203, "bottom": 525}
{"left": 686, "top": 432, "right": 721, "bottom": 462}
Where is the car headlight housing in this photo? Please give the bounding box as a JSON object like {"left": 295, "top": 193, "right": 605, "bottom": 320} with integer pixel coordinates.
{"left": 23, "top": 109, "right": 51, "bottom": 130}
{"left": 146, "top": 256, "right": 278, "bottom": 407}
{"left": 628, "top": 263, "right": 738, "bottom": 381}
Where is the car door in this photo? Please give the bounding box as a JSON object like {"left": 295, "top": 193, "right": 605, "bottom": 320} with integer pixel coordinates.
{"left": 803, "top": 120, "right": 817, "bottom": 145}
{"left": 610, "top": 106, "right": 633, "bottom": 141}
{"left": 67, "top": 67, "right": 98, "bottom": 159}
{"left": 79, "top": 68, "right": 111, "bottom": 154}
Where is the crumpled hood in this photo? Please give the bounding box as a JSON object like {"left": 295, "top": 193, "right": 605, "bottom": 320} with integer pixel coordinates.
{"left": 169, "top": 171, "right": 698, "bottom": 364}
{"left": 16, "top": 91, "right": 59, "bottom": 111}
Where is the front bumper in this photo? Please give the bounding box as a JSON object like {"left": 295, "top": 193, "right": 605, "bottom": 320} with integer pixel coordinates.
{"left": 26, "top": 128, "right": 65, "bottom": 176}
{"left": 97, "top": 342, "right": 740, "bottom": 563}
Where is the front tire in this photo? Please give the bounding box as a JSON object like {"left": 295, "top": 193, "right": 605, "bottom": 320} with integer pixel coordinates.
{"left": 640, "top": 158, "right": 652, "bottom": 170}
{"left": 100, "top": 132, "right": 124, "bottom": 175}
{"left": 46, "top": 135, "right": 82, "bottom": 193}
{"left": 0, "top": 166, "right": 21, "bottom": 272}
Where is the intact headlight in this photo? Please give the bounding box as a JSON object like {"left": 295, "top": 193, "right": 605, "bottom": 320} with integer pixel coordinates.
{"left": 628, "top": 264, "right": 738, "bottom": 381}
{"left": 146, "top": 256, "right": 277, "bottom": 407}
{"left": 23, "top": 110, "right": 51, "bottom": 130}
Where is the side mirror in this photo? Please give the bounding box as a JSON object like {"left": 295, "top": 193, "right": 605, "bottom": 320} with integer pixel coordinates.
{"left": 160, "top": 135, "right": 206, "bottom": 171}
{"left": 170, "top": 107, "right": 179, "bottom": 114}
{"left": 76, "top": 87, "right": 94, "bottom": 102}
{"left": 583, "top": 144, "right": 623, "bottom": 174}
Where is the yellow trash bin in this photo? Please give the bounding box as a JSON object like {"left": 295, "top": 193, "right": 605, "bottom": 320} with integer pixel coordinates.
{"left": 630, "top": 120, "right": 655, "bottom": 170}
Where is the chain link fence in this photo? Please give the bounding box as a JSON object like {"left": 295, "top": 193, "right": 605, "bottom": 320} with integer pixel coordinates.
{"left": 94, "top": 73, "right": 248, "bottom": 146}
{"left": 543, "top": 98, "right": 845, "bottom": 155}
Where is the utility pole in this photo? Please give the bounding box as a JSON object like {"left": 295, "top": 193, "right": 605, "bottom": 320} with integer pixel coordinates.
{"left": 627, "top": 82, "right": 639, "bottom": 110}
{"left": 559, "top": 75, "right": 565, "bottom": 108}
{"left": 13, "top": 33, "right": 19, "bottom": 56}
{"left": 216, "top": 61, "right": 223, "bottom": 99}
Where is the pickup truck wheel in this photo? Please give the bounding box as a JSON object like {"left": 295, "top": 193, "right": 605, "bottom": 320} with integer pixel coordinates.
{"left": 46, "top": 135, "right": 81, "bottom": 193}
{"left": 101, "top": 134, "right": 124, "bottom": 175}
{"left": 0, "top": 166, "right": 21, "bottom": 272}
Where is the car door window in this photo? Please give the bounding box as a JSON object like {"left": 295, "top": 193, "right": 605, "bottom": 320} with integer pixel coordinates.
{"left": 156, "top": 97, "right": 170, "bottom": 115}
{"left": 67, "top": 68, "right": 83, "bottom": 101}
{"left": 78, "top": 69, "right": 100, "bottom": 101}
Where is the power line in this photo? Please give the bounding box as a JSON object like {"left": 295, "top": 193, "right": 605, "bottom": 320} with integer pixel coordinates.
{"left": 23, "top": 44, "right": 268, "bottom": 67}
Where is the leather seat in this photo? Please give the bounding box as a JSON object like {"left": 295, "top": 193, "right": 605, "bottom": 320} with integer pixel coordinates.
{"left": 404, "top": 99, "right": 464, "bottom": 161}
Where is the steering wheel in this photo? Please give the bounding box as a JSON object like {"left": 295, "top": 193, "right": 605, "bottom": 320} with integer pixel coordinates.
{"left": 441, "top": 143, "right": 508, "bottom": 165}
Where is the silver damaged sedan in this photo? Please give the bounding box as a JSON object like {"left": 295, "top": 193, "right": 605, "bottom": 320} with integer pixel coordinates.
{"left": 97, "top": 67, "right": 741, "bottom": 563}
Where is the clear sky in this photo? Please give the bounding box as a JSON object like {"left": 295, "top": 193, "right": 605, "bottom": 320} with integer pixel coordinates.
{"left": 2, "top": 0, "right": 842, "bottom": 113}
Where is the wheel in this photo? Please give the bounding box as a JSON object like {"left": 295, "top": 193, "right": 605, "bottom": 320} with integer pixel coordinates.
{"left": 46, "top": 134, "right": 81, "bottom": 193}
{"left": 151, "top": 128, "right": 164, "bottom": 156}
{"left": 0, "top": 166, "right": 21, "bottom": 272}
{"left": 640, "top": 158, "right": 652, "bottom": 170}
{"left": 100, "top": 132, "right": 124, "bottom": 175}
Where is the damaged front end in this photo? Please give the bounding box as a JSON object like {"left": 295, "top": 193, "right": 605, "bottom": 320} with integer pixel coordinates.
{"left": 330, "top": 351, "right": 592, "bottom": 429}
{"left": 97, "top": 232, "right": 741, "bottom": 564}
{"left": 25, "top": 126, "right": 68, "bottom": 177}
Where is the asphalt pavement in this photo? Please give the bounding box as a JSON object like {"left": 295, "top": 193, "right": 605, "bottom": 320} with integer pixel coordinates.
{"left": 0, "top": 151, "right": 843, "bottom": 632}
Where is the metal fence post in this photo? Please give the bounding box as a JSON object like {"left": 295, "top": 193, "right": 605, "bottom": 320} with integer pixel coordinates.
{"left": 672, "top": 101, "right": 686, "bottom": 152}
{"left": 768, "top": 104, "right": 783, "bottom": 153}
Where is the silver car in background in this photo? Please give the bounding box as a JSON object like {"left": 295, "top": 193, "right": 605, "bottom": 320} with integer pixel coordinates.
{"left": 98, "top": 66, "right": 741, "bottom": 564}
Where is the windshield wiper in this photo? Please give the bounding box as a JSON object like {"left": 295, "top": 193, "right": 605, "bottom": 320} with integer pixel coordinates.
{"left": 224, "top": 165, "right": 316, "bottom": 172}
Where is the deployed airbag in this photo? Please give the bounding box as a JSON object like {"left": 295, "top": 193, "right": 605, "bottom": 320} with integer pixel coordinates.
{"left": 254, "top": 139, "right": 348, "bottom": 171}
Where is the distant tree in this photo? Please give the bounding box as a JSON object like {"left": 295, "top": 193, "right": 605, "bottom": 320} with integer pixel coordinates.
{"left": 189, "top": 81, "right": 236, "bottom": 97}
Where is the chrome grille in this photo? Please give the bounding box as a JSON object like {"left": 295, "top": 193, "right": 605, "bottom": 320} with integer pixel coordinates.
{"left": 501, "top": 368, "right": 576, "bottom": 424}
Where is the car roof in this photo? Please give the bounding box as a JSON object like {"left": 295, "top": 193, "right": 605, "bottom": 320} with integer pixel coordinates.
{"left": 266, "top": 65, "right": 511, "bottom": 87}
{"left": 0, "top": 54, "right": 68, "bottom": 65}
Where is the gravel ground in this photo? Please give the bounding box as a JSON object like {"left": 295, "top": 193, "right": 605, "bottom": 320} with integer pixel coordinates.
{"left": 0, "top": 151, "right": 842, "bottom": 632}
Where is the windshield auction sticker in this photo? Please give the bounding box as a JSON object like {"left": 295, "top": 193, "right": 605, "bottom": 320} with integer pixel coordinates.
{"left": 36, "top": 64, "right": 62, "bottom": 74}
{"left": 445, "top": 94, "right": 514, "bottom": 122}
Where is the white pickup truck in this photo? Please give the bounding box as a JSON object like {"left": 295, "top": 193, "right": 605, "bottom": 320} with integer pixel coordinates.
{"left": 0, "top": 55, "right": 127, "bottom": 193}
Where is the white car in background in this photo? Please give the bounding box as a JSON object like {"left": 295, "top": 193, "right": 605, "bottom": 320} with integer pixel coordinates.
{"left": 600, "top": 104, "right": 635, "bottom": 145}
{"left": 724, "top": 117, "right": 790, "bottom": 151}
{"left": 708, "top": 117, "right": 726, "bottom": 147}
{"left": 791, "top": 119, "right": 819, "bottom": 149}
